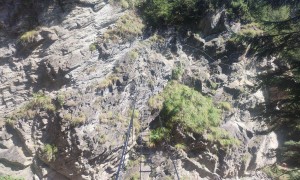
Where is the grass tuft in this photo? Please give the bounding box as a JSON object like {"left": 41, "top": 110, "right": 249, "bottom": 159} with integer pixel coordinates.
{"left": 63, "top": 112, "right": 86, "bottom": 126}
{"left": 19, "top": 30, "right": 38, "bottom": 44}
{"left": 7, "top": 93, "right": 56, "bottom": 124}
{"left": 128, "top": 49, "right": 139, "bottom": 61}
{"left": 218, "top": 102, "right": 232, "bottom": 111}
{"left": 100, "top": 12, "right": 144, "bottom": 43}
{"left": 89, "top": 43, "right": 97, "bottom": 52}
{"left": 96, "top": 75, "right": 119, "bottom": 90}
{"left": 42, "top": 144, "right": 58, "bottom": 162}
{"left": 175, "top": 143, "right": 187, "bottom": 151}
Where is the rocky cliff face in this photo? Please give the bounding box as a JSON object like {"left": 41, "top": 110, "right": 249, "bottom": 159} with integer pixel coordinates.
{"left": 0, "top": 1, "right": 277, "bottom": 179}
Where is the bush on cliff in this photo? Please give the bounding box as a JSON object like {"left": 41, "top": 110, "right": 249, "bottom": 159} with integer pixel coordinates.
{"left": 149, "top": 81, "right": 239, "bottom": 147}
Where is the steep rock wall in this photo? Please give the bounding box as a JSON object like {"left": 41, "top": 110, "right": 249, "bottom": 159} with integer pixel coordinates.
{"left": 0, "top": 1, "right": 277, "bottom": 179}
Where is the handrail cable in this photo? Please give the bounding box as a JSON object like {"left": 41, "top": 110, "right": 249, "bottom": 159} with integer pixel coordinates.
{"left": 158, "top": 116, "right": 180, "bottom": 180}
{"left": 115, "top": 94, "right": 137, "bottom": 180}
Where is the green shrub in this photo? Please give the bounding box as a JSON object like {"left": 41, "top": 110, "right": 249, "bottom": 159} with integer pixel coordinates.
{"left": 209, "top": 81, "right": 218, "bottom": 90}
{"left": 121, "top": 0, "right": 131, "bottom": 8}
{"left": 227, "top": 0, "right": 250, "bottom": 20}
{"left": 42, "top": 144, "right": 58, "bottom": 162}
{"left": 161, "top": 81, "right": 221, "bottom": 134}
{"left": 263, "top": 165, "right": 281, "bottom": 179}
{"left": 150, "top": 81, "right": 238, "bottom": 147}
{"left": 71, "top": 114, "right": 86, "bottom": 126}
{"left": 242, "top": 153, "right": 251, "bottom": 163}
{"left": 89, "top": 43, "right": 97, "bottom": 52}
{"left": 57, "top": 93, "right": 65, "bottom": 106}
{"left": 171, "top": 66, "right": 183, "bottom": 80}
{"left": 148, "top": 34, "right": 165, "bottom": 44}
{"left": 163, "top": 176, "right": 173, "bottom": 180}
{"left": 256, "top": 4, "right": 290, "bottom": 22}
{"left": 150, "top": 127, "right": 170, "bottom": 143}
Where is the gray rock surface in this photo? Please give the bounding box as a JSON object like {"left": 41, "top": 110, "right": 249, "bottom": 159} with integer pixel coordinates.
{"left": 0, "top": 1, "right": 277, "bottom": 179}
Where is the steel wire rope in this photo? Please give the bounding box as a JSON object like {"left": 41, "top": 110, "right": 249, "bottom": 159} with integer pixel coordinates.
{"left": 157, "top": 116, "right": 180, "bottom": 180}
{"left": 115, "top": 81, "right": 138, "bottom": 180}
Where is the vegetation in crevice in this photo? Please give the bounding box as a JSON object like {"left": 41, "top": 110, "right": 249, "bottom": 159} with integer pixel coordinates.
{"left": 218, "top": 101, "right": 232, "bottom": 111}
{"left": 41, "top": 144, "right": 58, "bottom": 162}
{"left": 89, "top": 43, "right": 97, "bottom": 52}
{"left": 56, "top": 93, "right": 66, "bottom": 107}
{"left": 150, "top": 127, "right": 170, "bottom": 144}
{"left": 85, "top": 74, "right": 120, "bottom": 92}
{"left": 175, "top": 143, "right": 187, "bottom": 151}
{"left": 6, "top": 92, "right": 57, "bottom": 125}
{"left": 171, "top": 65, "right": 184, "bottom": 80}
{"left": 18, "top": 30, "right": 39, "bottom": 45}
{"left": 127, "top": 49, "right": 139, "bottom": 61}
{"left": 98, "top": 11, "right": 144, "bottom": 43}
{"left": 63, "top": 111, "right": 86, "bottom": 126}
{"left": 149, "top": 81, "right": 239, "bottom": 148}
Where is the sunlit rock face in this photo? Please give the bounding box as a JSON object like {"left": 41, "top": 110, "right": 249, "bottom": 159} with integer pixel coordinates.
{"left": 0, "top": 1, "right": 277, "bottom": 179}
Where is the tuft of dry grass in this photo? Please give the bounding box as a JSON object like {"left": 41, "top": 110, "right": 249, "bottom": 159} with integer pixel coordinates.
{"left": 96, "top": 75, "right": 119, "bottom": 90}
{"left": 218, "top": 101, "right": 232, "bottom": 111}
{"left": 100, "top": 12, "right": 144, "bottom": 43}
{"left": 7, "top": 93, "right": 56, "bottom": 126}
{"left": 19, "top": 30, "right": 39, "bottom": 44}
